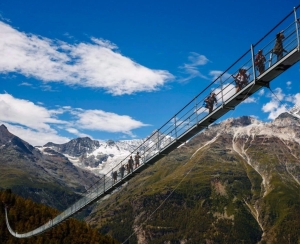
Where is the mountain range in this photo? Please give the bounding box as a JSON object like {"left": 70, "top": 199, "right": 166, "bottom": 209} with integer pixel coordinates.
{"left": 40, "top": 130, "right": 172, "bottom": 176}
{"left": 85, "top": 113, "right": 300, "bottom": 243}
{"left": 1, "top": 111, "right": 300, "bottom": 243}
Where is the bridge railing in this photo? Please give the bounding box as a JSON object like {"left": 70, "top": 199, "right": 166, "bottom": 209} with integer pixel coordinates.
{"left": 85, "top": 6, "right": 300, "bottom": 200}
{"left": 102, "top": 6, "right": 300, "bottom": 190}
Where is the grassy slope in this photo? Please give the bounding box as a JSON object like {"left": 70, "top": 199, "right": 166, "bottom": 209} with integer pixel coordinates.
{"left": 88, "top": 136, "right": 263, "bottom": 243}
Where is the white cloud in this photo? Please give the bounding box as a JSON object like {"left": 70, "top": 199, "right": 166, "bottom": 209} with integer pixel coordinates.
{"left": 269, "top": 87, "right": 284, "bottom": 100}
{"left": 209, "top": 70, "right": 232, "bottom": 82}
{"left": 294, "top": 93, "right": 300, "bottom": 106}
{"left": 187, "top": 52, "right": 209, "bottom": 66}
{"left": 18, "top": 82, "right": 32, "bottom": 87}
{"left": 0, "top": 21, "right": 174, "bottom": 95}
{"left": 66, "top": 127, "right": 91, "bottom": 138}
{"left": 179, "top": 52, "right": 209, "bottom": 81}
{"left": 2, "top": 123, "right": 69, "bottom": 146}
{"left": 243, "top": 97, "right": 257, "bottom": 103}
{"left": 74, "top": 109, "right": 149, "bottom": 136}
{"left": 0, "top": 93, "right": 149, "bottom": 145}
{"left": 261, "top": 87, "right": 297, "bottom": 119}
{"left": 262, "top": 100, "right": 287, "bottom": 119}
{"left": 258, "top": 89, "right": 265, "bottom": 96}
{"left": 0, "top": 93, "right": 67, "bottom": 132}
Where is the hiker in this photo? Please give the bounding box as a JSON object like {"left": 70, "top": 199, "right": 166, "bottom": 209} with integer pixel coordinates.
{"left": 119, "top": 164, "right": 125, "bottom": 178}
{"left": 204, "top": 92, "right": 217, "bottom": 114}
{"left": 126, "top": 163, "right": 130, "bottom": 174}
{"left": 134, "top": 152, "right": 141, "bottom": 168}
{"left": 255, "top": 50, "right": 266, "bottom": 75}
{"left": 232, "top": 69, "right": 250, "bottom": 93}
{"left": 273, "top": 31, "right": 287, "bottom": 61}
{"left": 112, "top": 170, "right": 117, "bottom": 183}
{"left": 128, "top": 155, "right": 134, "bottom": 173}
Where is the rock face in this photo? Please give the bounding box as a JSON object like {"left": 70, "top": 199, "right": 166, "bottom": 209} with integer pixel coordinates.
{"left": 44, "top": 137, "right": 100, "bottom": 157}
{"left": 0, "top": 124, "right": 100, "bottom": 210}
{"left": 85, "top": 113, "right": 300, "bottom": 244}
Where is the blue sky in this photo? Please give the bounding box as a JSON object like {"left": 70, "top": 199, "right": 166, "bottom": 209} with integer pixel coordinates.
{"left": 1, "top": 0, "right": 300, "bottom": 146}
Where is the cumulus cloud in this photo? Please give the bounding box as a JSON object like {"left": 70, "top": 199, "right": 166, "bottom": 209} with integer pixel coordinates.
{"left": 0, "top": 93, "right": 67, "bottom": 131}
{"left": 262, "top": 100, "right": 287, "bottom": 119}
{"left": 261, "top": 87, "right": 300, "bottom": 119}
{"left": 2, "top": 123, "right": 70, "bottom": 147}
{"left": 294, "top": 93, "right": 300, "bottom": 105}
{"left": 0, "top": 93, "right": 149, "bottom": 145}
{"left": 73, "top": 109, "right": 149, "bottom": 136}
{"left": 0, "top": 21, "right": 174, "bottom": 95}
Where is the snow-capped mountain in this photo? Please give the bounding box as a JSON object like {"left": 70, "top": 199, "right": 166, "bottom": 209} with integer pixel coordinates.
{"left": 39, "top": 131, "right": 173, "bottom": 176}
{"left": 39, "top": 111, "right": 300, "bottom": 177}
{"left": 289, "top": 104, "right": 300, "bottom": 119}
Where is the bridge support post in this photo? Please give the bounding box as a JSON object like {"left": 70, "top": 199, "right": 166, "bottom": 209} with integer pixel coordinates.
{"left": 194, "top": 97, "right": 199, "bottom": 123}
{"left": 294, "top": 7, "right": 300, "bottom": 50}
{"left": 251, "top": 44, "right": 256, "bottom": 80}
{"left": 220, "top": 76, "right": 224, "bottom": 105}
{"left": 157, "top": 130, "right": 160, "bottom": 153}
{"left": 174, "top": 117, "right": 177, "bottom": 139}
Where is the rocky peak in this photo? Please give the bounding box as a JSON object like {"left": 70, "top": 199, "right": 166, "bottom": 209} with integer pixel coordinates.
{"left": 272, "top": 112, "right": 300, "bottom": 127}
{"left": 227, "top": 116, "right": 257, "bottom": 127}
{"left": 275, "top": 112, "right": 299, "bottom": 121}
{"left": 106, "top": 139, "right": 115, "bottom": 146}
{"left": 212, "top": 116, "right": 261, "bottom": 135}
{"left": 0, "top": 124, "right": 14, "bottom": 143}
{"left": 0, "top": 124, "right": 34, "bottom": 155}
{"left": 0, "top": 124, "right": 7, "bottom": 129}
{"left": 44, "top": 137, "right": 100, "bottom": 157}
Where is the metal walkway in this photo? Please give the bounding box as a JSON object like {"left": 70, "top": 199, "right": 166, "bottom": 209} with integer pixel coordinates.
{"left": 5, "top": 6, "right": 300, "bottom": 238}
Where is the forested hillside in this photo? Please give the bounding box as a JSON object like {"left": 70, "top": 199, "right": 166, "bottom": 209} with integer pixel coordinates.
{"left": 0, "top": 189, "right": 119, "bottom": 244}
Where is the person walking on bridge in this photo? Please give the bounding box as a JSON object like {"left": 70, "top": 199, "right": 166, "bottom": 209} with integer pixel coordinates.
{"left": 128, "top": 155, "right": 134, "bottom": 173}
{"left": 205, "top": 92, "right": 217, "bottom": 114}
{"left": 255, "top": 50, "right": 266, "bottom": 75}
{"left": 134, "top": 152, "right": 141, "bottom": 168}
{"left": 232, "top": 69, "right": 250, "bottom": 93}
{"left": 119, "top": 164, "right": 125, "bottom": 178}
{"left": 273, "top": 31, "right": 287, "bottom": 61}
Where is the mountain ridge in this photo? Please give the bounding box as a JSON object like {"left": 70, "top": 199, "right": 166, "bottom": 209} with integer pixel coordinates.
{"left": 82, "top": 112, "right": 300, "bottom": 243}
{"left": 0, "top": 124, "right": 100, "bottom": 210}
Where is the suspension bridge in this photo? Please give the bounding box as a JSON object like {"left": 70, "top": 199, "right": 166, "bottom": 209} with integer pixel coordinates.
{"left": 5, "top": 6, "right": 300, "bottom": 238}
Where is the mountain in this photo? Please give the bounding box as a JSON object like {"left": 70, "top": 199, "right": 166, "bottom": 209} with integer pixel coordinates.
{"left": 0, "top": 124, "right": 100, "bottom": 211}
{"left": 84, "top": 113, "right": 300, "bottom": 244}
{"left": 1, "top": 112, "right": 300, "bottom": 243}
{"left": 40, "top": 130, "right": 173, "bottom": 176}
